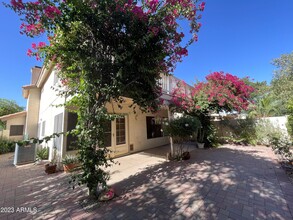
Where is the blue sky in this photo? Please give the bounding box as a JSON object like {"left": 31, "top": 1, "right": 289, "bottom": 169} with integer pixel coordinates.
{"left": 1, "top": 0, "right": 293, "bottom": 107}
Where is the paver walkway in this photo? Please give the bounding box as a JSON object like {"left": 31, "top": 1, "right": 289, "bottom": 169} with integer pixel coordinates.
{"left": 0, "top": 145, "right": 293, "bottom": 220}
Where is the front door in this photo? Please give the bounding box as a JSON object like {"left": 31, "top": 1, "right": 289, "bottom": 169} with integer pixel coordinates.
{"left": 104, "top": 115, "right": 128, "bottom": 157}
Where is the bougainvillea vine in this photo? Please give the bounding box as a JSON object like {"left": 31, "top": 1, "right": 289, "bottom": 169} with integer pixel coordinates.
{"left": 6, "top": 0, "right": 205, "bottom": 195}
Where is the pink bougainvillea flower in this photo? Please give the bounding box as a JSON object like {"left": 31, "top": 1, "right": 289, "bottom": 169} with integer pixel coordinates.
{"left": 27, "top": 48, "right": 33, "bottom": 56}
{"left": 10, "top": 0, "right": 24, "bottom": 10}
{"left": 44, "top": 5, "right": 61, "bottom": 19}
{"left": 38, "top": 42, "right": 46, "bottom": 48}
{"left": 199, "top": 2, "right": 205, "bottom": 11}
{"left": 31, "top": 43, "right": 37, "bottom": 49}
{"left": 146, "top": 0, "right": 159, "bottom": 12}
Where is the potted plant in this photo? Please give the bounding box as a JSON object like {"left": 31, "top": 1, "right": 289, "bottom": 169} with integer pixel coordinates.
{"left": 45, "top": 147, "right": 57, "bottom": 174}
{"left": 181, "top": 151, "right": 191, "bottom": 160}
{"left": 62, "top": 154, "right": 79, "bottom": 172}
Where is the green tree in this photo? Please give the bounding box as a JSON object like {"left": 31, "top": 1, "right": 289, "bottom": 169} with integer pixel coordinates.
{"left": 271, "top": 52, "right": 293, "bottom": 114}
{"left": 248, "top": 94, "right": 280, "bottom": 118}
{"left": 7, "top": 0, "right": 204, "bottom": 194}
{"left": 286, "top": 98, "right": 293, "bottom": 138}
{"left": 241, "top": 78, "right": 270, "bottom": 101}
{"left": 0, "top": 98, "right": 23, "bottom": 117}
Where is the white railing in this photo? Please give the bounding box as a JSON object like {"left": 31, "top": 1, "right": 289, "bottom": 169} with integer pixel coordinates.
{"left": 159, "top": 74, "right": 192, "bottom": 97}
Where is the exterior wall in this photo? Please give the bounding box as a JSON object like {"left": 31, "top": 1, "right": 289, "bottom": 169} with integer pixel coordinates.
{"left": 105, "top": 100, "right": 169, "bottom": 154}
{"left": 61, "top": 100, "right": 169, "bottom": 159}
{"left": 259, "top": 116, "right": 288, "bottom": 135}
{"left": 0, "top": 115, "right": 26, "bottom": 141}
{"left": 37, "top": 70, "right": 66, "bottom": 161}
{"left": 25, "top": 88, "right": 40, "bottom": 138}
{"left": 213, "top": 116, "right": 289, "bottom": 139}
{"left": 128, "top": 110, "right": 170, "bottom": 152}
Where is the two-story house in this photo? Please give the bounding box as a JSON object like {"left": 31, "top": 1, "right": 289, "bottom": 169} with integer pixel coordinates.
{"left": 7, "top": 65, "right": 191, "bottom": 161}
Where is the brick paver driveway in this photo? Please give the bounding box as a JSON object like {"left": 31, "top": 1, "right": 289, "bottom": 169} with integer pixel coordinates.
{"left": 0, "top": 145, "right": 293, "bottom": 220}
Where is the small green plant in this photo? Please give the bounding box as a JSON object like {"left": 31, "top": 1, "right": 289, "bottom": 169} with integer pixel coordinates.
{"left": 36, "top": 146, "right": 49, "bottom": 161}
{"left": 62, "top": 154, "right": 78, "bottom": 165}
{"left": 0, "top": 138, "right": 15, "bottom": 154}
{"left": 270, "top": 135, "right": 293, "bottom": 162}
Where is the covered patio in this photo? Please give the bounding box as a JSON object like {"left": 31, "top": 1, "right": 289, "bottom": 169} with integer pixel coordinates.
{"left": 0, "top": 144, "right": 292, "bottom": 219}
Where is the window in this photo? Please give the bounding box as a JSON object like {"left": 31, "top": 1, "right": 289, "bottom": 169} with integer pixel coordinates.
{"left": 66, "top": 112, "right": 78, "bottom": 151}
{"left": 9, "top": 125, "right": 24, "bottom": 136}
{"left": 146, "top": 117, "right": 163, "bottom": 139}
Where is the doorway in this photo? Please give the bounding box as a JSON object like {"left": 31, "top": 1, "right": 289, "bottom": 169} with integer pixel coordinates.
{"left": 104, "top": 115, "right": 129, "bottom": 157}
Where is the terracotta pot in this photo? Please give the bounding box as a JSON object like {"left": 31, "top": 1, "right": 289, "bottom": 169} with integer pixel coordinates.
{"left": 63, "top": 163, "right": 77, "bottom": 172}
{"left": 182, "top": 151, "right": 190, "bottom": 160}
{"left": 45, "top": 164, "right": 57, "bottom": 174}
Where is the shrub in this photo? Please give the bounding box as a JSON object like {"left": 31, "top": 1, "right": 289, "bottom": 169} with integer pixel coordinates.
{"left": 207, "top": 124, "right": 220, "bottom": 147}
{"left": 215, "top": 118, "right": 257, "bottom": 145}
{"left": 35, "top": 146, "right": 49, "bottom": 161}
{"left": 163, "top": 115, "right": 200, "bottom": 159}
{"left": 286, "top": 98, "right": 293, "bottom": 139}
{"left": 214, "top": 117, "right": 291, "bottom": 148}
{"left": 270, "top": 135, "right": 293, "bottom": 162}
{"left": 0, "top": 138, "right": 15, "bottom": 154}
{"left": 255, "top": 119, "right": 283, "bottom": 146}
{"left": 163, "top": 115, "right": 200, "bottom": 142}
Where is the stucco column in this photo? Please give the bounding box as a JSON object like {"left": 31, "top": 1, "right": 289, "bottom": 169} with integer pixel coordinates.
{"left": 24, "top": 87, "right": 41, "bottom": 138}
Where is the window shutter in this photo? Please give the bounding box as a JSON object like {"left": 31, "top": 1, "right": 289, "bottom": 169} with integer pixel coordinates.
{"left": 41, "top": 121, "right": 46, "bottom": 136}
{"left": 54, "top": 113, "right": 63, "bottom": 151}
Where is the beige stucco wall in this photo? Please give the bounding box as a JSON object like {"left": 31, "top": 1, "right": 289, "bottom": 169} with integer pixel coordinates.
{"left": 35, "top": 70, "right": 170, "bottom": 160}
{"left": 25, "top": 66, "right": 173, "bottom": 163}
{"left": 37, "top": 70, "right": 66, "bottom": 161}
{"left": 62, "top": 100, "right": 170, "bottom": 158}
{"left": 1, "top": 115, "right": 26, "bottom": 141}
{"left": 25, "top": 88, "right": 40, "bottom": 139}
